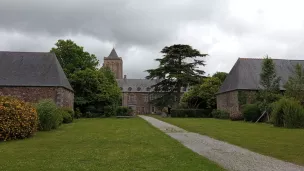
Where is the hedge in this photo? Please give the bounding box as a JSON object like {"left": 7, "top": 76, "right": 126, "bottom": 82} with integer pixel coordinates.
{"left": 171, "top": 109, "right": 213, "bottom": 118}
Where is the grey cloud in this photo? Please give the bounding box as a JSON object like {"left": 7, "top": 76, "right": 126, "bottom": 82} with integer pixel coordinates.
{"left": 0, "top": 0, "right": 228, "bottom": 48}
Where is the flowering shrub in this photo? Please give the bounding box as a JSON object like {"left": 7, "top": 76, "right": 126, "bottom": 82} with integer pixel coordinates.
{"left": 0, "top": 96, "right": 38, "bottom": 141}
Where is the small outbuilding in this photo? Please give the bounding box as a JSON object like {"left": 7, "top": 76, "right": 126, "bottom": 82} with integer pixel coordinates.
{"left": 0, "top": 51, "right": 74, "bottom": 108}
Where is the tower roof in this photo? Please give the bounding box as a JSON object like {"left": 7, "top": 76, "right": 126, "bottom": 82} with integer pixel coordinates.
{"left": 108, "top": 48, "right": 119, "bottom": 58}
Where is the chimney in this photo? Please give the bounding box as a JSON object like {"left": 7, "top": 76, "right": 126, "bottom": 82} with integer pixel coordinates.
{"left": 124, "top": 75, "right": 127, "bottom": 79}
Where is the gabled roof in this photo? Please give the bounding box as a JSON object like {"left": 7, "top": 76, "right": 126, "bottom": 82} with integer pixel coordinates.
{"left": 217, "top": 58, "right": 304, "bottom": 94}
{"left": 107, "top": 48, "right": 119, "bottom": 58}
{"left": 0, "top": 51, "right": 73, "bottom": 91}
{"left": 117, "top": 78, "right": 189, "bottom": 93}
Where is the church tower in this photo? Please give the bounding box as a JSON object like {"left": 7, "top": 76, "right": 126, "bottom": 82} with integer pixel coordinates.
{"left": 103, "top": 48, "right": 123, "bottom": 79}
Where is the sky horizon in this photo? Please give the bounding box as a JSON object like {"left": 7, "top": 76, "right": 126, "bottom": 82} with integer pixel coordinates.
{"left": 1, "top": 0, "right": 304, "bottom": 78}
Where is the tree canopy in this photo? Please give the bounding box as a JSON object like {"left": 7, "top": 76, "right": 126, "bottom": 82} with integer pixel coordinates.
{"left": 50, "top": 39, "right": 99, "bottom": 78}
{"left": 50, "top": 39, "right": 121, "bottom": 114}
{"left": 257, "top": 56, "right": 281, "bottom": 112}
{"left": 284, "top": 63, "right": 304, "bottom": 103}
{"left": 212, "top": 72, "right": 228, "bottom": 82}
{"left": 145, "top": 44, "right": 208, "bottom": 107}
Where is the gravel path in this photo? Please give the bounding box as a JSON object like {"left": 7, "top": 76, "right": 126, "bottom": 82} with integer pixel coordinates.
{"left": 139, "top": 115, "right": 304, "bottom": 171}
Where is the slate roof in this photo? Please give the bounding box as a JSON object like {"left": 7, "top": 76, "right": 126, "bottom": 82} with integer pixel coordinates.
{"left": 107, "top": 48, "right": 120, "bottom": 59}
{"left": 117, "top": 78, "right": 190, "bottom": 93}
{"left": 117, "top": 79, "right": 159, "bottom": 92}
{"left": 0, "top": 51, "right": 73, "bottom": 91}
{"left": 217, "top": 58, "right": 304, "bottom": 94}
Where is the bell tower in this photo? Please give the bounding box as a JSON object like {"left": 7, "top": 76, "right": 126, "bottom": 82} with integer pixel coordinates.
{"left": 103, "top": 48, "right": 123, "bottom": 79}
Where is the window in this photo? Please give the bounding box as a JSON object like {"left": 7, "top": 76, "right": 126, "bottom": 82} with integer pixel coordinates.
{"left": 120, "top": 87, "right": 123, "bottom": 91}
{"left": 137, "top": 87, "right": 141, "bottom": 91}
{"left": 183, "top": 87, "right": 187, "bottom": 91}
{"left": 150, "top": 94, "right": 154, "bottom": 100}
{"left": 144, "top": 95, "right": 148, "bottom": 102}
{"left": 128, "top": 87, "right": 132, "bottom": 91}
{"left": 146, "top": 87, "right": 151, "bottom": 91}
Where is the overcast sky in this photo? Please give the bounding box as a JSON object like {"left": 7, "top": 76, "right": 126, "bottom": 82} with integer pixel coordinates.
{"left": 1, "top": 0, "right": 304, "bottom": 78}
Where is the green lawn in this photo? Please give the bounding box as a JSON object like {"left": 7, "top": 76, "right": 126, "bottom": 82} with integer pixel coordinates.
{"left": 150, "top": 115, "right": 304, "bottom": 165}
{"left": 0, "top": 118, "right": 224, "bottom": 171}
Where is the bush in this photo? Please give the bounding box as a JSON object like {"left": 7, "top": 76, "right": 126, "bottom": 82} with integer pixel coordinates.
{"left": 242, "top": 103, "right": 261, "bottom": 122}
{"left": 211, "top": 109, "right": 229, "bottom": 119}
{"left": 36, "top": 99, "right": 63, "bottom": 131}
{"left": 0, "top": 96, "right": 38, "bottom": 141}
{"left": 74, "top": 108, "right": 82, "bottom": 118}
{"left": 104, "top": 105, "right": 116, "bottom": 117}
{"left": 116, "top": 106, "right": 133, "bottom": 116}
{"left": 59, "top": 108, "right": 73, "bottom": 124}
{"left": 271, "top": 97, "right": 304, "bottom": 128}
{"left": 171, "top": 109, "right": 213, "bottom": 118}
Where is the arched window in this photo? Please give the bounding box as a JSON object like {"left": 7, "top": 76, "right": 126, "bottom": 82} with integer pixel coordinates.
{"left": 128, "top": 87, "right": 132, "bottom": 91}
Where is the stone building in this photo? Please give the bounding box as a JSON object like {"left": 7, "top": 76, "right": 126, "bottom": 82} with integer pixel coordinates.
{"left": 216, "top": 58, "right": 304, "bottom": 119}
{"left": 104, "top": 48, "right": 189, "bottom": 114}
{"left": 0, "top": 51, "right": 74, "bottom": 108}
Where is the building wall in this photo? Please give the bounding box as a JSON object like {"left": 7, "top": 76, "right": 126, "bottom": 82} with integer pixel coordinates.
{"left": 122, "top": 92, "right": 153, "bottom": 114}
{"left": 103, "top": 58, "right": 123, "bottom": 79}
{"left": 0, "top": 86, "right": 74, "bottom": 108}
{"left": 216, "top": 90, "right": 241, "bottom": 120}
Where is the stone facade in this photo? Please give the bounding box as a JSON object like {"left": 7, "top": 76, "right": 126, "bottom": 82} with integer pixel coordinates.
{"left": 216, "top": 90, "right": 258, "bottom": 120}
{"left": 216, "top": 90, "right": 241, "bottom": 119}
{"left": 0, "top": 87, "right": 74, "bottom": 108}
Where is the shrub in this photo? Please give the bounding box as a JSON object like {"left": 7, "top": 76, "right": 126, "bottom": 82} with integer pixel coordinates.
{"left": 211, "top": 109, "right": 229, "bottom": 119}
{"left": 74, "top": 108, "right": 82, "bottom": 118}
{"left": 271, "top": 97, "right": 304, "bottom": 128}
{"left": 104, "top": 105, "right": 116, "bottom": 117}
{"left": 171, "top": 109, "right": 213, "bottom": 118}
{"left": 58, "top": 108, "right": 73, "bottom": 124}
{"left": 242, "top": 103, "right": 261, "bottom": 122}
{"left": 116, "top": 106, "right": 133, "bottom": 116}
{"left": 0, "top": 96, "right": 38, "bottom": 141}
{"left": 36, "top": 99, "right": 63, "bottom": 131}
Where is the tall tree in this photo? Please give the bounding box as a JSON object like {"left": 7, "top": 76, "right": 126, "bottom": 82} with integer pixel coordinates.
{"left": 284, "top": 63, "right": 304, "bottom": 103}
{"left": 50, "top": 39, "right": 99, "bottom": 78}
{"left": 212, "top": 72, "right": 228, "bottom": 82}
{"left": 146, "top": 44, "right": 207, "bottom": 107}
{"left": 257, "top": 56, "right": 281, "bottom": 113}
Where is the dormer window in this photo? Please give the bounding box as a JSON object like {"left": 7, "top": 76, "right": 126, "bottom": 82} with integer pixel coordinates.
{"left": 137, "top": 87, "right": 141, "bottom": 91}
{"left": 128, "top": 87, "right": 132, "bottom": 91}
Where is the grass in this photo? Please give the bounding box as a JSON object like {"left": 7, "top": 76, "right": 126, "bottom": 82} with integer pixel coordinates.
{"left": 0, "top": 117, "right": 224, "bottom": 171}
{"left": 150, "top": 115, "right": 304, "bottom": 166}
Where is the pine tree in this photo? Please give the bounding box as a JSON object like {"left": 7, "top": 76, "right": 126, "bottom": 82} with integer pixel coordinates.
{"left": 284, "top": 63, "right": 304, "bottom": 103}
{"left": 258, "top": 56, "right": 281, "bottom": 115}
{"left": 145, "top": 44, "right": 207, "bottom": 108}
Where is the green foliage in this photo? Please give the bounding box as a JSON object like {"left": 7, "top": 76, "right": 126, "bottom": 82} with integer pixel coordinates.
{"left": 271, "top": 97, "right": 304, "bottom": 128}
{"left": 211, "top": 109, "right": 229, "bottom": 119}
{"left": 242, "top": 104, "right": 261, "bottom": 122}
{"left": 104, "top": 105, "right": 116, "bottom": 117}
{"left": 0, "top": 96, "right": 38, "bottom": 141}
{"left": 284, "top": 63, "right": 304, "bottom": 103}
{"left": 58, "top": 108, "right": 74, "bottom": 124}
{"left": 36, "top": 99, "right": 63, "bottom": 131}
{"left": 70, "top": 68, "right": 121, "bottom": 114}
{"left": 145, "top": 44, "right": 208, "bottom": 107}
{"left": 212, "top": 72, "right": 228, "bottom": 82}
{"left": 74, "top": 108, "right": 82, "bottom": 119}
{"left": 171, "top": 109, "right": 213, "bottom": 118}
{"left": 257, "top": 56, "right": 281, "bottom": 112}
{"left": 116, "top": 106, "right": 133, "bottom": 116}
{"left": 50, "top": 39, "right": 99, "bottom": 78}
{"left": 181, "top": 77, "right": 222, "bottom": 109}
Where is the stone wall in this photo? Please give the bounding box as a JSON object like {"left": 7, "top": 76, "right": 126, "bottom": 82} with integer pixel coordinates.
{"left": 0, "top": 86, "right": 74, "bottom": 109}
{"left": 122, "top": 92, "right": 152, "bottom": 114}
{"left": 216, "top": 90, "right": 241, "bottom": 120}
